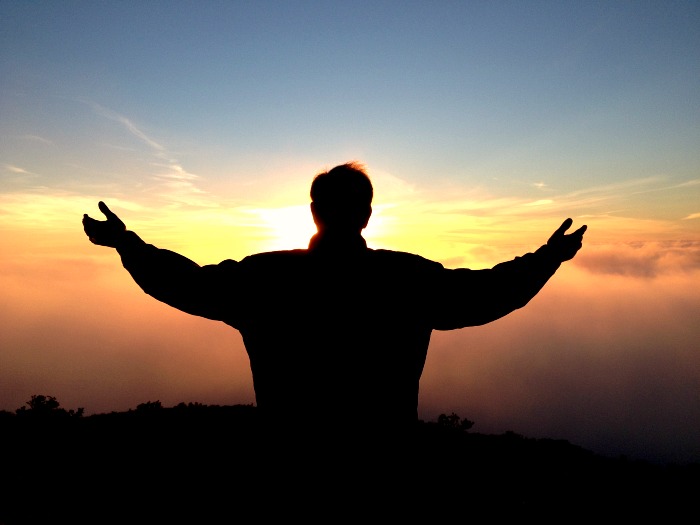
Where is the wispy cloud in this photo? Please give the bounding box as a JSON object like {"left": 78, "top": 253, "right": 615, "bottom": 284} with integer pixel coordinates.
{"left": 4, "top": 165, "right": 37, "bottom": 176}
{"left": 675, "top": 179, "right": 700, "bottom": 189}
{"left": 566, "top": 176, "right": 664, "bottom": 198}
{"left": 524, "top": 199, "right": 554, "bottom": 207}
{"left": 87, "top": 102, "right": 165, "bottom": 153}
{"left": 420, "top": 176, "right": 667, "bottom": 219}
{"left": 18, "top": 134, "right": 54, "bottom": 146}
{"left": 85, "top": 101, "right": 211, "bottom": 208}
{"left": 421, "top": 175, "right": 700, "bottom": 226}
{"left": 629, "top": 177, "right": 700, "bottom": 195}
{"left": 683, "top": 213, "right": 700, "bottom": 220}
{"left": 152, "top": 163, "right": 200, "bottom": 181}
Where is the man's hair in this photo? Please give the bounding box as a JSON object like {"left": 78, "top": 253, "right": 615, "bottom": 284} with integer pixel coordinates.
{"left": 310, "top": 162, "right": 373, "bottom": 231}
{"left": 310, "top": 161, "right": 373, "bottom": 206}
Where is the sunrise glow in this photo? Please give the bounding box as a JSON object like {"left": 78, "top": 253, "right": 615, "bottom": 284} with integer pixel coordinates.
{"left": 2, "top": 2, "right": 699, "bottom": 466}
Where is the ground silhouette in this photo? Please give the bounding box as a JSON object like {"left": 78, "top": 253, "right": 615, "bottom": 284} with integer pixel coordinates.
{"left": 1, "top": 397, "right": 697, "bottom": 523}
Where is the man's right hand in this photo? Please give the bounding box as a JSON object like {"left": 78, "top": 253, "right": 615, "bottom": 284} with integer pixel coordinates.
{"left": 82, "top": 201, "right": 127, "bottom": 248}
{"left": 546, "top": 218, "right": 587, "bottom": 262}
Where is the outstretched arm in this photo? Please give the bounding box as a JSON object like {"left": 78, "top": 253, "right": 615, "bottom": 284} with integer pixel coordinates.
{"left": 82, "top": 202, "right": 240, "bottom": 324}
{"left": 432, "top": 218, "right": 587, "bottom": 329}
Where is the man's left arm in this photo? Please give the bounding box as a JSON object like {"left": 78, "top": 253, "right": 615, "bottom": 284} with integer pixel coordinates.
{"left": 432, "top": 218, "right": 586, "bottom": 329}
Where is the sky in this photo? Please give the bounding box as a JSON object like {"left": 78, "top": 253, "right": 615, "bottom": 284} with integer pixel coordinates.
{"left": 1, "top": 1, "right": 699, "bottom": 465}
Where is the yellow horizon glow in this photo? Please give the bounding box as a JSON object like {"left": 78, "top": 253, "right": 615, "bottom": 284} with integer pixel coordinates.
{"left": 1, "top": 180, "right": 698, "bottom": 270}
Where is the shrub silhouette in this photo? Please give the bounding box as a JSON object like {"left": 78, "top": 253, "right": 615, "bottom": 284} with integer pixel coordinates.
{"left": 436, "top": 411, "right": 474, "bottom": 431}
{"left": 15, "top": 394, "right": 84, "bottom": 418}
{"left": 135, "top": 400, "right": 163, "bottom": 412}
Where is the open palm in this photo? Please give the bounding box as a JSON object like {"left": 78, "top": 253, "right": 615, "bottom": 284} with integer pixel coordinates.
{"left": 82, "top": 201, "right": 126, "bottom": 248}
{"left": 547, "top": 218, "right": 587, "bottom": 262}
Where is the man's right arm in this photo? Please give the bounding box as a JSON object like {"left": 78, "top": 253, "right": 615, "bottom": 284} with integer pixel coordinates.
{"left": 430, "top": 218, "right": 586, "bottom": 330}
{"left": 83, "top": 202, "right": 239, "bottom": 323}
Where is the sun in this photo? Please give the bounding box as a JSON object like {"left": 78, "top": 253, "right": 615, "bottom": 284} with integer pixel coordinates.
{"left": 256, "top": 204, "right": 318, "bottom": 251}
{"left": 252, "top": 202, "right": 392, "bottom": 253}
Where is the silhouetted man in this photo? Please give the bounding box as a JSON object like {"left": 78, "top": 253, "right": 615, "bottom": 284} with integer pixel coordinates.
{"left": 83, "top": 162, "right": 586, "bottom": 438}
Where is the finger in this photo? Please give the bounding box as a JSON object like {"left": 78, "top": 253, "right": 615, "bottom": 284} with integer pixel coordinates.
{"left": 98, "top": 201, "right": 115, "bottom": 220}
{"left": 82, "top": 214, "right": 95, "bottom": 228}
{"left": 82, "top": 216, "right": 97, "bottom": 237}
{"left": 554, "top": 218, "right": 573, "bottom": 237}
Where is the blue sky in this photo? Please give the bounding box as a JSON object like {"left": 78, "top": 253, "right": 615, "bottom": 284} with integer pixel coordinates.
{"left": 3, "top": 1, "right": 698, "bottom": 199}
{"left": 1, "top": 1, "right": 699, "bottom": 465}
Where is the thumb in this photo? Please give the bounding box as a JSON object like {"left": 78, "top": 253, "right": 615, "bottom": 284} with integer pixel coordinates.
{"left": 98, "top": 201, "right": 118, "bottom": 221}
{"left": 98, "top": 201, "right": 126, "bottom": 229}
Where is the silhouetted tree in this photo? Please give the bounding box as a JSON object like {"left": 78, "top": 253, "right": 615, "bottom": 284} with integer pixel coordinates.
{"left": 28, "top": 394, "right": 60, "bottom": 411}
{"left": 136, "top": 400, "right": 163, "bottom": 412}
{"left": 15, "top": 394, "right": 84, "bottom": 418}
{"left": 436, "top": 412, "right": 474, "bottom": 431}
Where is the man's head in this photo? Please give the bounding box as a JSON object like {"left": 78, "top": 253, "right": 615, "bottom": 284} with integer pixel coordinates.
{"left": 310, "top": 162, "right": 373, "bottom": 234}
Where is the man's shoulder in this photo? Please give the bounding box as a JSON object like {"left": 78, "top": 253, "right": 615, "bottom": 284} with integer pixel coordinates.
{"left": 238, "top": 247, "right": 444, "bottom": 271}
{"left": 369, "top": 248, "right": 444, "bottom": 269}
{"left": 246, "top": 249, "right": 308, "bottom": 257}
{"left": 240, "top": 249, "right": 308, "bottom": 265}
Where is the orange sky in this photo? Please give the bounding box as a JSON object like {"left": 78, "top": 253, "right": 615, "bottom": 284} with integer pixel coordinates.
{"left": 1, "top": 190, "right": 698, "bottom": 465}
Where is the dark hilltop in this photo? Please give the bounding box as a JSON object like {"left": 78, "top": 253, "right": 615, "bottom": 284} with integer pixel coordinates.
{"left": 2, "top": 396, "right": 697, "bottom": 523}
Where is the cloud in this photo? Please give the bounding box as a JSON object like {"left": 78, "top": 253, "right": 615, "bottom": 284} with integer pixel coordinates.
{"left": 557, "top": 176, "right": 700, "bottom": 214}
{"left": 153, "top": 164, "right": 199, "bottom": 181}
{"left": 87, "top": 102, "right": 165, "bottom": 153}
{"left": 568, "top": 176, "right": 665, "bottom": 197}
{"left": 0, "top": 253, "right": 254, "bottom": 416}
{"left": 85, "top": 101, "right": 213, "bottom": 208}
{"left": 18, "top": 134, "right": 54, "bottom": 146}
{"left": 675, "top": 179, "right": 700, "bottom": 188}
{"left": 421, "top": 265, "right": 700, "bottom": 464}
{"left": 4, "top": 165, "right": 37, "bottom": 176}
{"left": 683, "top": 212, "right": 700, "bottom": 220}
{"left": 575, "top": 241, "right": 700, "bottom": 277}
{"left": 631, "top": 178, "right": 700, "bottom": 195}
{"left": 418, "top": 176, "right": 674, "bottom": 220}
{"left": 524, "top": 199, "right": 554, "bottom": 207}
